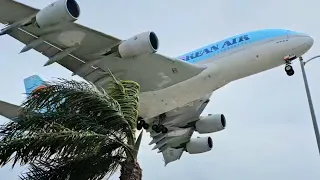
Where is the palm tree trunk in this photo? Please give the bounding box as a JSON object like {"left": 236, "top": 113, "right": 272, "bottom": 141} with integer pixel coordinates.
{"left": 119, "top": 161, "right": 142, "bottom": 180}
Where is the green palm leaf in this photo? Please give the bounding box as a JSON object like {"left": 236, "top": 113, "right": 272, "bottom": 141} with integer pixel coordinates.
{"left": 0, "top": 75, "right": 142, "bottom": 179}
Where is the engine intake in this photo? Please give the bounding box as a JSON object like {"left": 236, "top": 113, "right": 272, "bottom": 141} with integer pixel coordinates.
{"left": 118, "top": 31, "right": 159, "bottom": 58}
{"left": 195, "top": 114, "right": 226, "bottom": 134}
{"left": 66, "top": 0, "right": 80, "bottom": 18}
{"left": 36, "top": 0, "right": 80, "bottom": 28}
{"left": 186, "top": 137, "right": 213, "bottom": 154}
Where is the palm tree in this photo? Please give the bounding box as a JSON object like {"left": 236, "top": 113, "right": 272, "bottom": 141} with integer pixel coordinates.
{"left": 0, "top": 75, "right": 143, "bottom": 180}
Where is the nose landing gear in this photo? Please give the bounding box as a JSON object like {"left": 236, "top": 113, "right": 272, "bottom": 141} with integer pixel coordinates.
{"left": 284, "top": 54, "right": 296, "bottom": 76}
{"left": 285, "top": 64, "right": 294, "bottom": 76}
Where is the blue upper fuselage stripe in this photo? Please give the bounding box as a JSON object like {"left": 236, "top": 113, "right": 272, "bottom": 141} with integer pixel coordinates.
{"left": 177, "top": 29, "right": 298, "bottom": 64}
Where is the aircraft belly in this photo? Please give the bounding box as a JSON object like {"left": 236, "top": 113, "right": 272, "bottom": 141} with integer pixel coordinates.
{"left": 139, "top": 63, "right": 223, "bottom": 119}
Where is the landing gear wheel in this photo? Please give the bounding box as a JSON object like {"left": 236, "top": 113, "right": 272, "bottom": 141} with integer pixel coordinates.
{"left": 142, "top": 123, "right": 149, "bottom": 130}
{"left": 285, "top": 65, "right": 293, "bottom": 71}
{"left": 137, "top": 120, "right": 143, "bottom": 130}
{"left": 286, "top": 69, "right": 294, "bottom": 76}
{"left": 161, "top": 127, "right": 168, "bottom": 133}
{"left": 152, "top": 124, "right": 168, "bottom": 134}
{"left": 137, "top": 123, "right": 143, "bottom": 130}
{"left": 285, "top": 65, "right": 294, "bottom": 76}
{"left": 159, "top": 125, "right": 165, "bottom": 131}
{"left": 137, "top": 119, "right": 149, "bottom": 130}
{"left": 152, "top": 125, "right": 161, "bottom": 133}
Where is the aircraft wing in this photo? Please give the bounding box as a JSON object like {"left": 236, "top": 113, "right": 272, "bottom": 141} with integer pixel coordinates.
{"left": 148, "top": 94, "right": 211, "bottom": 165}
{"left": 0, "top": 0, "right": 206, "bottom": 92}
{"left": 0, "top": 100, "right": 21, "bottom": 121}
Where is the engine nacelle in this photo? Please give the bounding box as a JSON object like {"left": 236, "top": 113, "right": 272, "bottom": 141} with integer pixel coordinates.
{"left": 186, "top": 137, "right": 213, "bottom": 154}
{"left": 118, "top": 31, "right": 159, "bottom": 58}
{"left": 195, "top": 114, "right": 226, "bottom": 134}
{"left": 35, "top": 0, "right": 80, "bottom": 28}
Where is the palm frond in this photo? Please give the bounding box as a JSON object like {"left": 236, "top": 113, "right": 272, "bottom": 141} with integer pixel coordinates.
{"left": 0, "top": 76, "right": 142, "bottom": 179}
{"left": 107, "top": 79, "right": 140, "bottom": 127}
{"left": 0, "top": 124, "right": 132, "bottom": 168}
{"left": 106, "top": 75, "right": 140, "bottom": 146}
{"left": 18, "top": 79, "right": 133, "bottom": 137}
{"left": 106, "top": 76, "right": 141, "bottom": 162}
{"left": 19, "top": 152, "right": 125, "bottom": 180}
{"left": 133, "top": 131, "right": 143, "bottom": 159}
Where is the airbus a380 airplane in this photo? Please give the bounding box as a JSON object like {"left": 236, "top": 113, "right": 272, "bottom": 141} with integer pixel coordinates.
{"left": 0, "top": 0, "right": 314, "bottom": 165}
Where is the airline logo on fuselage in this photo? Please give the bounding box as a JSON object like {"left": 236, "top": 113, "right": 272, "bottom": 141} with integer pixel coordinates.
{"left": 179, "top": 35, "right": 250, "bottom": 61}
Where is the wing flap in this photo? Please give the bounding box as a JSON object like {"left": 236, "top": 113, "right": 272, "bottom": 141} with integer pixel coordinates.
{"left": 8, "top": 28, "right": 121, "bottom": 86}
{"left": 9, "top": 28, "right": 85, "bottom": 72}
{"left": 162, "top": 147, "right": 185, "bottom": 166}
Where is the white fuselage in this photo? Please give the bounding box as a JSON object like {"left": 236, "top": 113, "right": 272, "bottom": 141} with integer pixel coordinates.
{"left": 139, "top": 31, "right": 314, "bottom": 119}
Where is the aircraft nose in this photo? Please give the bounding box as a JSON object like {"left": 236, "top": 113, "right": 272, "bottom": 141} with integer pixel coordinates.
{"left": 288, "top": 30, "right": 314, "bottom": 56}
{"left": 297, "top": 32, "right": 314, "bottom": 49}
{"left": 288, "top": 30, "right": 314, "bottom": 47}
{"left": 305, "top": 35, "right": 314, "bottom": 49}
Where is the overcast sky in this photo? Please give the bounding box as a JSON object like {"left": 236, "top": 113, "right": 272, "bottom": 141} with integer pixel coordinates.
{"left": 1, "top": 0, "right": 320, "bottom": 179}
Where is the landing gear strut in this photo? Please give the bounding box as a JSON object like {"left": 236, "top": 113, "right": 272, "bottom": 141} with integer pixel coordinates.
{"left": 151, "top": 113, "right": 169, "bottom": 134}
{"left": 284, "top": 55, "right": 296, "bottom": 76}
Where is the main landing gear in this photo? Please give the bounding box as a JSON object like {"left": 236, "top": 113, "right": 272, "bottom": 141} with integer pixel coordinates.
{"left": 136, "top": 115, "right": 169, "bottom": 134}
{"left": 152, "top": 124, "right": 168, "bottom": 134}
{"left": 284, "top": 54, "right": 296, "bottom": 76}
{"left": 152, "top": 113, "right": 168, "bottom": 134}
{"left": 137, "top": 117, "right": 149, "bottom": 130}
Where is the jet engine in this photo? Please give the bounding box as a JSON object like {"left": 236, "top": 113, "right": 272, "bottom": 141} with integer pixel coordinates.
{"left": 35, "top": 0, "right": 80, "bottom": 28}
{"left": 118, "top": 31, "right": 159, "bottom": 58}
{"left": 195, "top": 114, "right": 226, "bottom": 134}
{"left": 186, "top": 137, "right": 213, "bottom": 154}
